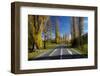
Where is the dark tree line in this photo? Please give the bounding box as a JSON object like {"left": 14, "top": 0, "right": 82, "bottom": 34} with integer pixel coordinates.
{"left": 71, "top": 17, "right": 85, "bottom": 49}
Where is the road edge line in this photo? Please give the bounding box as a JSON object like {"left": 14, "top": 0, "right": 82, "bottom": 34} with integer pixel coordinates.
{"left": 67, "top": 49, "right": 73, "bottom": 55}
{"left": 49, "top": 49, "right": 57, "bottom": 56}
{"left": 71, "top": 48, "right": 81, "bottom": 54}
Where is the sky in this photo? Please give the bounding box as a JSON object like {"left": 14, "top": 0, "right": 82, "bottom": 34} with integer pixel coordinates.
{"left": 50, "top": 16, "right": 88, "bottom": 38}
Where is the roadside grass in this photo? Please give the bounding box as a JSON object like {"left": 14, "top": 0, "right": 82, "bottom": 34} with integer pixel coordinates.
{"left": 73, "top": 44, "right": 88, "bottom": 54}
{"left": 28, "top": 43, "right": 59, "bottom": 60}
{"left": 46, "top": 42, "right": 59, "bottom": 49}
{"left": 28, "top": 49, "right": 47, "bottom": 60}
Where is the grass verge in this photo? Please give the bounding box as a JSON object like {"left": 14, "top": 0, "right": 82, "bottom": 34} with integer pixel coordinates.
{"left": 73, "top": 44, "right": 88, "bottom": 54}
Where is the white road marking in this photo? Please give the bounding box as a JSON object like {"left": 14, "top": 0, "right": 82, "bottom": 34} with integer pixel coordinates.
{"left": 49, "top": 49, "right": 57, "bottom": 56}
{"left": 67, "top": 49, "right": 73, "bottom": 55}
{"left": 71, "top": 48, "right": 81, "bottom": 54}
{"left": 36, "top": 49, "right": 52, "bottom": 58}
{"left": 60, "top": 48, "right": 63, "bottom": 59}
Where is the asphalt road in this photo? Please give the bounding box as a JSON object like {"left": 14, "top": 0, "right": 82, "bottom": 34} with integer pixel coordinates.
{"left": 30, "top": 45, "right": 87, "bottom": 60}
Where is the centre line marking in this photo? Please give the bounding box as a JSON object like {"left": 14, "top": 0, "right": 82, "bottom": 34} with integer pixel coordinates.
{"left": 60, "top": 48, "right": 63, "bottom": 59}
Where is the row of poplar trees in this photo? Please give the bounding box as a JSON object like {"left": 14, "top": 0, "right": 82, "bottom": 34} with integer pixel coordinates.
{"left": 28, "top": 15, "right": 84, "bottom": 51}
{"left": 28, "top": 15, "right": 47, "bottom": 50}
{"left": 28, "top": 15, "right": 61, "bottom": 51}
{"left": 71, "top": 17, "right": 84, "bottom": 48}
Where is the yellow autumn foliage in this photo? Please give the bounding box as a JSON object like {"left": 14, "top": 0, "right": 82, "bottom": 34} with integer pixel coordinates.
{"left": 28, "top": 15, "right": 48, "bottom": 49}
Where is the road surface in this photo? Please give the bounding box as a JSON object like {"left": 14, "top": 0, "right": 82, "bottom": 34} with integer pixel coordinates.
{"left": 29, "top": 45, "right": 87, "bottom": 60}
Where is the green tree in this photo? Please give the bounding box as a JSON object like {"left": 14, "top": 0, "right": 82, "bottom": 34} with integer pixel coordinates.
{"left": 71, "top": 17, "right": 80, "bottom": 47}
{"left": 79, "top": 17, "right": 84, "bottom": 50}
{"left": 55, "top": 17, "right": 60, "bottom": 44}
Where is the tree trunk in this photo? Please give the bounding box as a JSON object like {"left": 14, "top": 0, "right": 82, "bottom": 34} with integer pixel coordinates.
{"left": 79, "top": 17, "right": 84, "bottom": 50}
{"left": 33, "top": 32, "right": 43, "bottom": 49}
